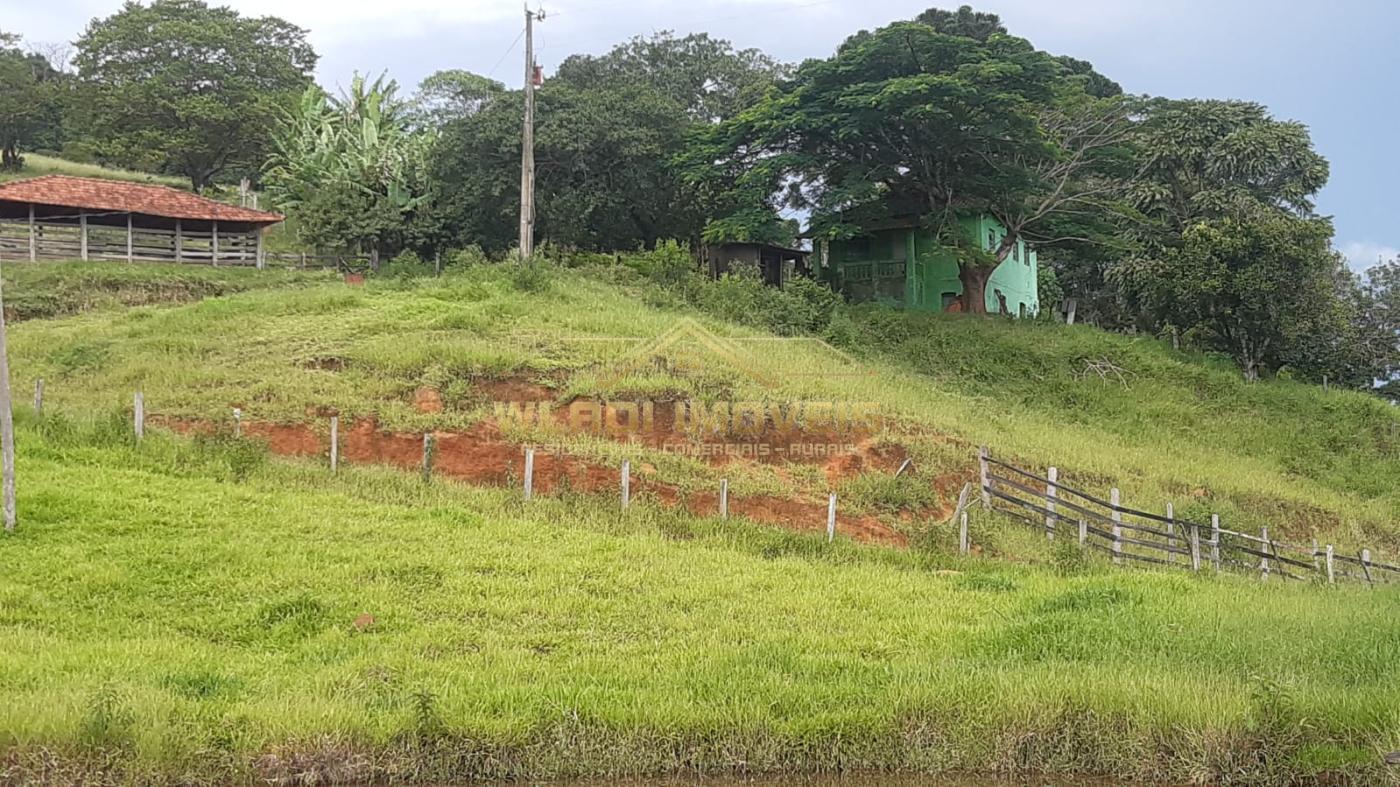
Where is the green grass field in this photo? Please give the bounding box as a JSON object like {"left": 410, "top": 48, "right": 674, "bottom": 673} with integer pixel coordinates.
{"left": 1, "top": 413, "right": 1396, "bottom": 784}
{"left": 3, "top": 260, "right": 1400, "bottom": 783}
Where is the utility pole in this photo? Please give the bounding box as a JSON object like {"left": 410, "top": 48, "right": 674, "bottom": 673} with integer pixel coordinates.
{"left": 0, "top": 258, "right": 14, "bottom": 532}
{"left": 519, "top": 5, "right": 541, "bottom": 261}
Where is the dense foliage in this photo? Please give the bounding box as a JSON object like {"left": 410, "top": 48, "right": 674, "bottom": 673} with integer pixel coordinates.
{"left": 71, "top": 0, "right": 316, "bottom": 190}
{"left": 4, "top": 3, "right": 1397, "bottom": 390}
{"left": 264, "top": 75, "right": 436, "bottom": 259}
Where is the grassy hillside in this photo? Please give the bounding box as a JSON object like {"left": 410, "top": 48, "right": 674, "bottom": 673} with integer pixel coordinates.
{"left": 0, "top": 154, "right": 189, "bottom": 188}
{"left": 0, "top": 413, "right": 1395, "bottom": 784}
{"left": 3, "top": 260, "right": 1400, "bottom": 783}
{"left": 9, "top": 261, "right": 1399, "bottom": 550}
{"left": 3, "top": 262, "right": 335, "bottom": 321}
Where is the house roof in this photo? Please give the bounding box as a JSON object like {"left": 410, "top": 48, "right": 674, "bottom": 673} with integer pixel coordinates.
{"left": 0, "top": 175, "right": 283, "bottom": 225}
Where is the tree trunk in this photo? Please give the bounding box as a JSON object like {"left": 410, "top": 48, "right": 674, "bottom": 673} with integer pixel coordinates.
{"left": 958, "top": 264, "right": 995, "bottom": 315}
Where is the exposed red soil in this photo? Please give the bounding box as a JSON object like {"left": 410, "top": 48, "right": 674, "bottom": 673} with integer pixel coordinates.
{"left": 157, "top": 415, "right": 910, "bottom": 547}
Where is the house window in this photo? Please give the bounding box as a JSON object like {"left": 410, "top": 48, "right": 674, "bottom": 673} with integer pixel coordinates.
{"left": 849, "top": 237, "right": 872, "bottom": 257}
{"left": 987, "top": 228, "right": 996, "bottom": 250}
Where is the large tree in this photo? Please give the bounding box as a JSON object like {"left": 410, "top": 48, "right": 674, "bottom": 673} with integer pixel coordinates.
{"left": 0, "top": 32, "right": 66, "bottom": 170}
{"left": 72, "top": 0, "right": 316, "bottom": 190}
{"left": 1117, "top": 215, "right": 1343, "bottom": 380}
{"left": 695, "top": 12, "right": 1131, "bottom": 311}
{"left": 432, "top": 32, "right": 786, "bottom": 254}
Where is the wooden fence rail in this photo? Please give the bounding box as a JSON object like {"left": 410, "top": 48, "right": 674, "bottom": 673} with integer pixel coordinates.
{"left": 979, "top": 447, "right": 1394, "bottom": 587}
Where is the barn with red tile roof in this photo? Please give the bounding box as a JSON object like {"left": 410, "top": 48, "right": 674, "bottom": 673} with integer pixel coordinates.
{"left": 0, "top": 175, "right": 282, "bottom": 265}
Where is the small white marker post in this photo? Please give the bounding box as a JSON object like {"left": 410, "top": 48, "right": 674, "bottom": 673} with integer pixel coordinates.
{"left": 1210, "top": 514, "right": 1222, "bottom": 571}
{"left": 329, "top": 416, "right": 339, "bottom": 473}
{"left": 421, "top": 433, "right": 433, "bottom": 483}
{"left": 232, "top": 407, "right": 242, "bottom": 438}
{"left": 1259, "top": 526, "right": 1271, "bottom": 582}
{"left": 620, "top": 460, "right": 630, "bottom": 510}
{"left": 523, "top": 448, "right": 535, "bottom": 501}
{"left": 1190, "top": 524, "right": 1202, "bottom": 572}
{"left": 1325, "top": 544, "right": 1335, "bottom": 584}
{"left": 1361, "top": 548, "right": 1374, "bottom": 586}
{"left": 33, "top": 379, "right": 43, "bottom": 415}
{"left": 1044, "top": 466, "right": 1058, "bottom": 541}
{"left": 719, "top": 479, "right": 728, "bottom": 519}
{"left": 959, "top": 511, "right": 970, "bottom": 555}
{"left": 1077, "top": 518, "right": 1087, "bottom": 547}
{"left": 1166, "top": 502, "right": 1177, "bottom": 563}
{"left": 826, "top": 493, "right": 837, "bottom": 542}
{"left": 134, "top": 391, "right": 145, "bottom": 440}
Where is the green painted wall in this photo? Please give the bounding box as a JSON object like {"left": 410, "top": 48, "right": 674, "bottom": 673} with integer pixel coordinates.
{"left": 821, "top": 214, "right": 1039, "bottom": 316}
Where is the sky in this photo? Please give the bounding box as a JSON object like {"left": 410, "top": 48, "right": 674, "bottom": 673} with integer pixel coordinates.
{"left": 5, "top": 0, "right": 1397, "bottom": 271}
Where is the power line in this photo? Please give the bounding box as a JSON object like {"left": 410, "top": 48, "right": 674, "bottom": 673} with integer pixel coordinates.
{"left": 488, "top": 25, "right": 528, "bottom": 78}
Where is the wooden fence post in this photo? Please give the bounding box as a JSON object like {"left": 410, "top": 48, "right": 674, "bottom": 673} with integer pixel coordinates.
{"left": 175, "top": 220, "right": 183, "bottom": 263}
{"left": 523, "top": 448, "right": 535, "bottom": 501}
{"left": 1361, "top": 549, "right": 1374, "bottom": 586}
{"left": 1260, "top": 526, "right": 1271, "bottom": 582}
{"left": 977, "top": 446, "right": 990, "bottom": 511}
{"left": 621, "top": 460, "right": 630, "bottom": 510}
{"left": 1077, "top": 518, "right": 1087, "bottom": 547}
{"left": 719, "top": 479, "right": 728, "bottom": 519}
{"left": 1312, "top": 538, "right": 1321, "bottom": 574}
{"left": 329, "top": 416, "right": 339, "bottom": 474}
{"left": 1210, "top": 514, "right": 1222, "bottom": 571}
{"left": 420, "top": 433, "right": 434, "bottom": 483}
{"left": 134, "top": 391, "right": 144, "bottom": 439}
{"left": 1325, "top": 544, "right": 1335, "bottom": 584}
{"left": 79, "top": 212, "right": 88, "bottom": 261}
{"left": 1165, "top": 502, "right": 1177, "bottom": 562}
{"left": 959, "top": 510, "right": 970, "bottom": 555}
{"left": 1190, "top": 523, "right": 1202, "bottom": 572}
{"left": 27, "top": 204, "right": 36, "bottom": 261}
{"left": 232, "top": 407, "right": 242, "bottom": 438}
{"left": 826, "top": 493, "right": 837, "bottom": 542}
{"left": 1044, "top": 466, "right": 1058, "bottom": 541}
{"left": 33, "top": 379, "right": 42, "bottom": 415}
{"left": 1109, "top": 487, "right": 1122, "bottom": 564}
{"left": 126, "top": 213, "right": 134, "bottom": 262}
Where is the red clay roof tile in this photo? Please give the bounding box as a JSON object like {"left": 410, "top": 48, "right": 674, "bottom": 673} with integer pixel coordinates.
{"left": 0, "top": 175, "right": 283, "bottom": 224}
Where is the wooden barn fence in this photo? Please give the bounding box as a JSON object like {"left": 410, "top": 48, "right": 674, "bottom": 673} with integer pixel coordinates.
{"left": 0, "top": 218, "right": 362, "bottom": 271}
{"left": 977, "top": 447, "right": 1399, "bottom": 586}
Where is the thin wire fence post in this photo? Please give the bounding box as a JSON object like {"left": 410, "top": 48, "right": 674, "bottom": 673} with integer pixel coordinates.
{"left": 621, "top": 460, "right": 630, "bottom": 510}
{"left": 523, "top": 448, "right": 535, "bottom": 501}
{"left": 826, "top": 493, "right": 837, "bottom": 542}
{"left": 1044, "top": 466, "right": 1058, "bottom": 541}
{"left": 329, "top": 416, "right": 339, "bottom": 473}
{"left": 719, "top": 479, "right": 728, "bottom": 519}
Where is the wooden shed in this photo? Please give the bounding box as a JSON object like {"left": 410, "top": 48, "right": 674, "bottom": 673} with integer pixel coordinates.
{"left": 0, "top": 175, "right": 283, "bottom": 266}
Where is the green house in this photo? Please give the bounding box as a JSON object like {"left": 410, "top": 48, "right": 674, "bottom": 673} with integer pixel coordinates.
{"left": 816, "top": 214, "right": 1039, "bottom": 316}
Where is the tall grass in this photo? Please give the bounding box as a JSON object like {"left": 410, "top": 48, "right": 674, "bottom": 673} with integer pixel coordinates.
{"left": 8, "top": 261, "right": 1397, "bottom": 551}
{"left": 0, "top": 154, "right": 189, "bottom": 188}
{"left": 0, "top": 414, "right": 1396, "bottom": 783}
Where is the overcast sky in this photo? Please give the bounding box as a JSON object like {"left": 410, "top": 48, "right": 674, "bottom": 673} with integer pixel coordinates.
{"left": 6, "top": 0, "right": 1396, "bottom": 271}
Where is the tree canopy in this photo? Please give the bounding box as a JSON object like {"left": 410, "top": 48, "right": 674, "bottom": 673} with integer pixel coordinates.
{"left": 72, "top": 0, "right": 317, "bottom": 190}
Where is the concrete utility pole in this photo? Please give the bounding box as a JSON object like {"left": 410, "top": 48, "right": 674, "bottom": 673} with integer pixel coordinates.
{"left": 518, "top": 5, "right": 542, "bottom": 261}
